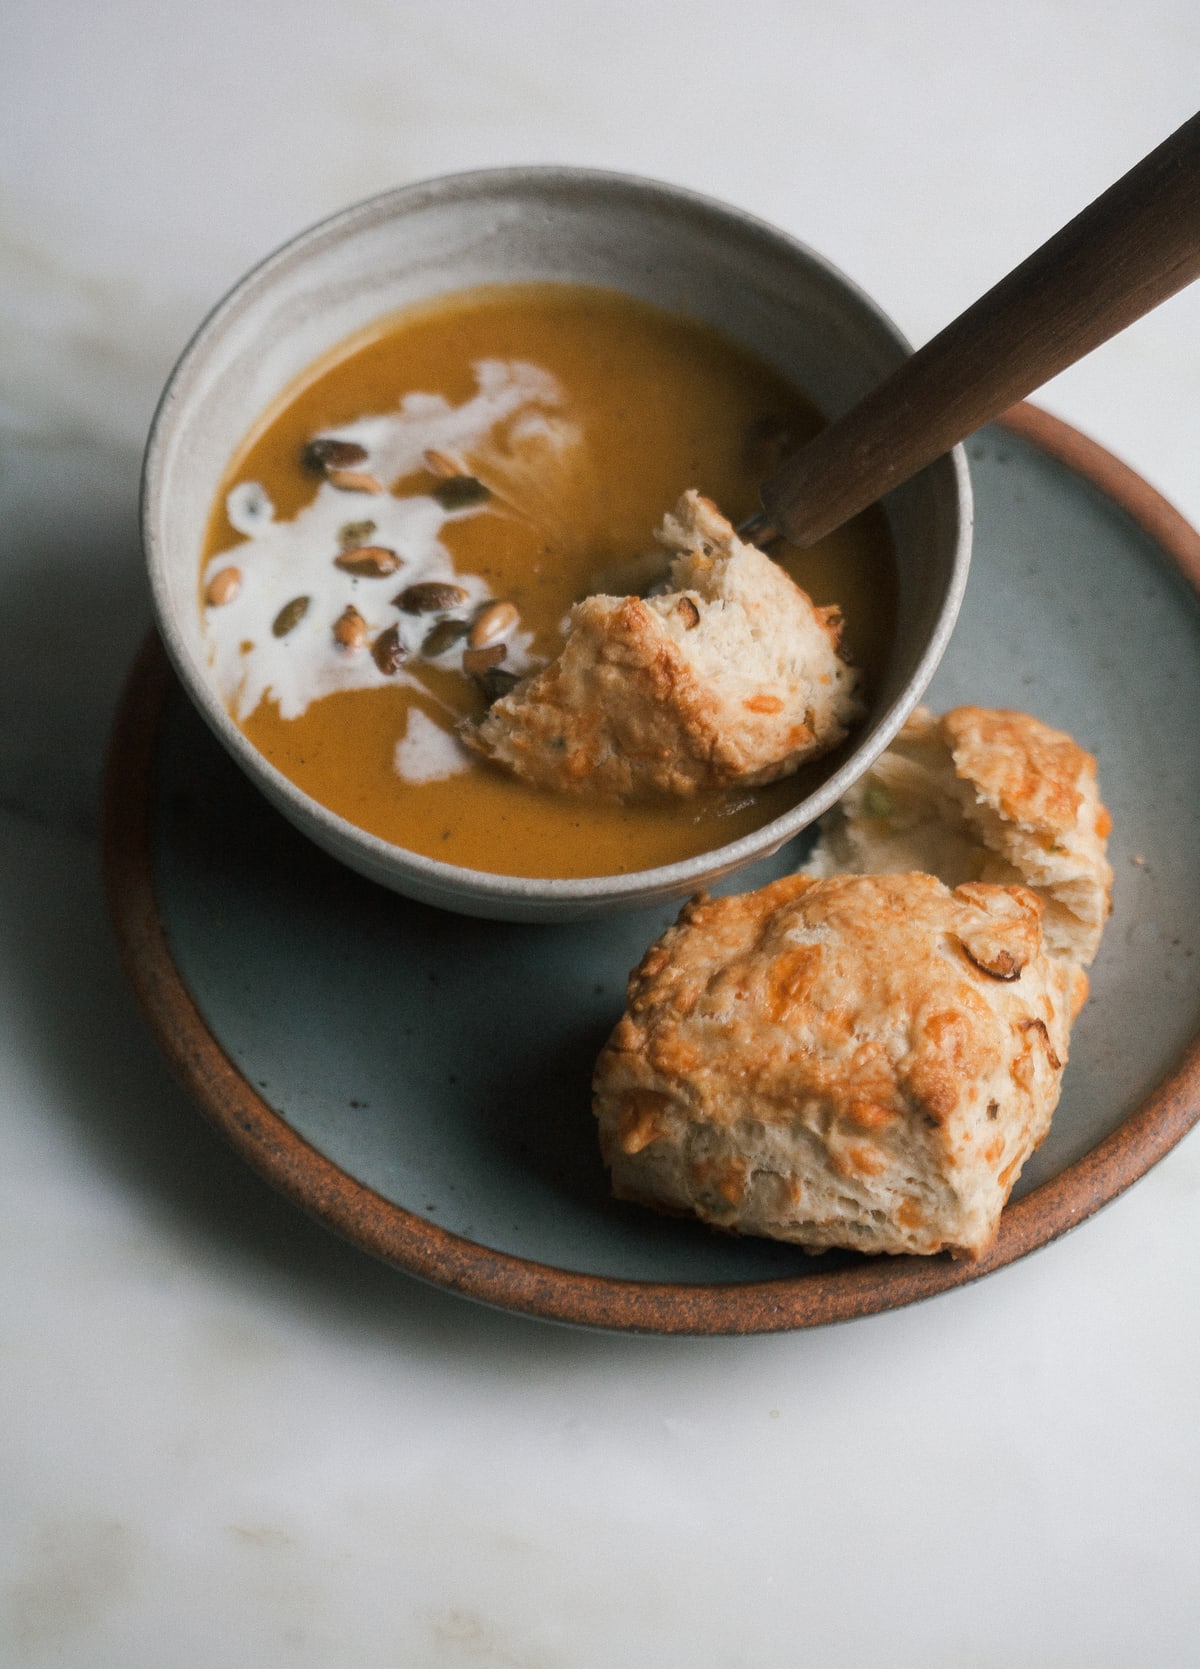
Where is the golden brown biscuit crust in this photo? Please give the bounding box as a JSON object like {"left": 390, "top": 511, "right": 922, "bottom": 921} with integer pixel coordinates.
{"left": 942, "top": 705, "right": 1106, "bottom": 843}
{"left": 461, "top": 491, "right": 861, "bottom": 799}
{"left": 593, "top": 871, "right": 1076, "bottom": 1259}
{"left": 809, "top": 705, "right": 1113, "bottom": 963}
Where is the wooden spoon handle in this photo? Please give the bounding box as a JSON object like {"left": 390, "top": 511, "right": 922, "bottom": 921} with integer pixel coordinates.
{"left": 759, "top": 109, "right": 1200, "bottom": 547}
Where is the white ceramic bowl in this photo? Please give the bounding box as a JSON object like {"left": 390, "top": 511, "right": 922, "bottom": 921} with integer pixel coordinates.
{"left": 142, "top": 166, "right": 971, "bottom": 921}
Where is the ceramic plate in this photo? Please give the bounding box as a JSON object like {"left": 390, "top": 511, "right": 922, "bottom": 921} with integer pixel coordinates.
{"left": 104, "top": 407, "right": 1200, "bottom": 1332}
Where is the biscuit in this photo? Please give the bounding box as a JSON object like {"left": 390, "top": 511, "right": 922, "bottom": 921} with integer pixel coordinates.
{"left": 807, "top": 705, "right": 1113, "bottom": 963}
{"left": 460, "top": 490, "right": 862, "bottom": 799}
{"left": 593, "top": 872, "right": 1084, "bottom": 1259}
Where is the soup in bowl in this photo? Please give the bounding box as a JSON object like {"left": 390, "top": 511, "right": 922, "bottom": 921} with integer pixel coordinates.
{"left": 143, "top": 168, "right": 971, "bottom": 921}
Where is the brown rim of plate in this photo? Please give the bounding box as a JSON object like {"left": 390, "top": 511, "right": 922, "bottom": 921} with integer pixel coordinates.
{"left": 102, "top": 402, "right": 1200, "bottom": 1335}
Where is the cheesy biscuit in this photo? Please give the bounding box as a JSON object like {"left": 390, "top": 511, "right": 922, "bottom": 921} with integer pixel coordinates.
{"left": 593, "top": 871, "right": 1085, "bottom": 1260}
{"left": 462, "top": 491, "right": 862, "bottom": 799}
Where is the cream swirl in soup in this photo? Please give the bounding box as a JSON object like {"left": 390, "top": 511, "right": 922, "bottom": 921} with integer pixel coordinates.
{"left": 199, "top": 284, "right": 895, "bottom": 876}
{"left": 202, "top": 360, "right": 575, "bottom": 758}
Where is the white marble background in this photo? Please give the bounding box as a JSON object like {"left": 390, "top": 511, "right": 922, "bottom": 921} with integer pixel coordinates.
{"left": 2, "top": 3, "right": 1199, "bottom": 1664}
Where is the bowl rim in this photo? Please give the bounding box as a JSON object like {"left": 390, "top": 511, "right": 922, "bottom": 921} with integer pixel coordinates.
{"left": 141, "top": 164, "right": 972, "bottom": 912}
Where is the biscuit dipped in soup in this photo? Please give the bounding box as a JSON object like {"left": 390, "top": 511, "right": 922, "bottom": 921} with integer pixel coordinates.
{"left": 199, "top": 284, "right": 894, "bottom": 879}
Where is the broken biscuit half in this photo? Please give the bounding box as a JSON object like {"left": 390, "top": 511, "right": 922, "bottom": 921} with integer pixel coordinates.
{"left": 806, "top": 705, "right": 1113, "bottom": 963}
{"left": 460, "top": 490, "right": 863, "bottom": 799}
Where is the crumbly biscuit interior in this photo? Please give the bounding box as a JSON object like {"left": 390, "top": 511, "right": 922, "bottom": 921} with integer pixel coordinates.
{"left": 806, "top": 706, "right": 1112, "bottom": 965}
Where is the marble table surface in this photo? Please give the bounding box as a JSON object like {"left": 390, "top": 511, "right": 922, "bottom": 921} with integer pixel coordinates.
{"left": 3, "top": 3, "right": 1199, "bottom": 1663}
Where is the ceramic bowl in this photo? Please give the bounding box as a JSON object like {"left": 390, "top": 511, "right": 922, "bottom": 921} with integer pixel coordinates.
{"left": 142, "top": 166, "right": 971, "bottom": 921}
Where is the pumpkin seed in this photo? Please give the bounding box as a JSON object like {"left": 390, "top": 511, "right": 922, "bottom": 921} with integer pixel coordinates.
{"left": 372, "top": 624, "right": 406, "bottom": 675}
{"left": 272, "top": 595, "right": 310, "bottom": 637}
{"left": 303, "top": 436, "right": 367, "bottom": 473}
{"left": 333, "top": 605, "right": 368, "bottom": 649}
{"left": 334, "top": 544, "right": 400, "bottom": 577}
{"left": 397, "top": 581, "right": 470, "bottom": 614}
{"left": 468, "top": 599, "right": 518, "bottom": 648}
{"left": 421, "top": 618, "right": 470, "bottom": 657}
{"left": 205, "top": 566, "right": 242, "bottom": 607}
{"left": 433, "top": 475, "right": 490, "bottom": 510}
{"left": 462, "top": 643, "right": 507, "bottom": 677}
{"left": 478, "top": 666, "right": 521, "bottom": 705}
{"left": 338, "top": 518, "right": 377, "bottom": 550}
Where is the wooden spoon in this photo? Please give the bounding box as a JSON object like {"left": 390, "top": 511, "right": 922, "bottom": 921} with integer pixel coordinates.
{"left": 743, "top": 109, "right": 1200, "bottom": 549}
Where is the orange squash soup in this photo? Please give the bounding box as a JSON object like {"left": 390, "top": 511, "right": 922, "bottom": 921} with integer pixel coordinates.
{"left": 199, "top": 284, "right": 895, "bottom": 878}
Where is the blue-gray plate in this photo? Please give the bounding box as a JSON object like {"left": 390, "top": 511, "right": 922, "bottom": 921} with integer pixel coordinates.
{"left": 104, "top": 408, "right": 1200, "bottom": 1332}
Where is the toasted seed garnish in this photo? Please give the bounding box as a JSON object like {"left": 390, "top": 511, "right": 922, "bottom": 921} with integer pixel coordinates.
{"left": 433, "top": 475, "right": 490, "bottom": 510}
{"left": 462, "top": 643, "right": 507, "bottom": 677}
{"left": 863, "top": 784, "right": 894, "bottom": 819}
{"left": 272, "top": 595, "right": 310, "bottom": 637}
{"left": 478, "top": 666, "right": 521, "bottom": 705}
{"left": 334, "top": 544, "right": 401, "bottom": 577}
{"left": 423, "top": 447, "right": 469, "bottom": 478}
{"left": 326, "top": 466, "right": 385, "bottom": 495}
{"left": 338, "top": 518, "right": 377, "bottom": 550}
{"left": 303, "top": 437, "right": 368, "bottom": 473}
{"left": 960, "top": 940, "right": 1023, "bottom": 981}
{"left": 205, "top": 566, "right": 242, "bottom": 607}
{"left": 674, "top": 595, "right": 700, "bottom": 629}
{"left": 468, "top": 599, "right": 518, "bottom": 648}
{"left": 372, "top": 624, "right": 407, "bottom": 675}
{"left": 333, "top": 605, "right": 368, "bottom": 649}
{"left": 421, "top": 617, "right": 470, "bottom": 657}
{"left": 1020, "top": 1017, "right": 1063, "bottom": 1070}
{"left": 396, "top": 580, "right": 471, "bottom": 615}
